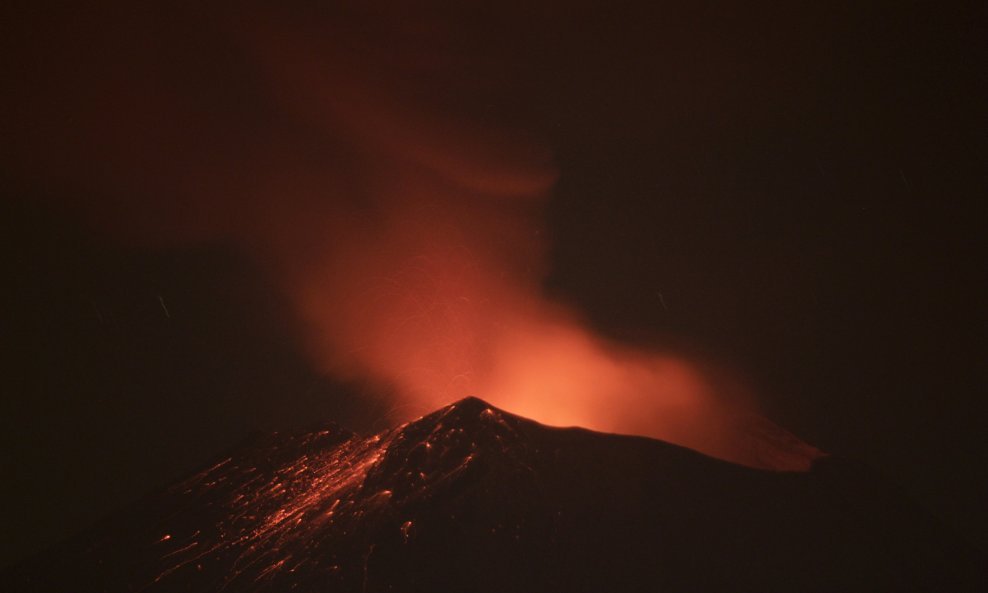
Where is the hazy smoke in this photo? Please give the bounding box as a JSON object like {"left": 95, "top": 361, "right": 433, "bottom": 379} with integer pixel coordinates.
{"left": 4, "top": 2, "right": 820, "bottom": 469}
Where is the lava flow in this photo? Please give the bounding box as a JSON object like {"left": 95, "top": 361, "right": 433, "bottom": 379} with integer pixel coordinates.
{"left": 7, "top": 397, "right": 984, "bottom": 593}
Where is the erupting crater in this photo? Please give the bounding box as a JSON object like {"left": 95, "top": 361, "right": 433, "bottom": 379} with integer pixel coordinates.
{"left": 7, "top": 398, "right": 984, "bottom": 592}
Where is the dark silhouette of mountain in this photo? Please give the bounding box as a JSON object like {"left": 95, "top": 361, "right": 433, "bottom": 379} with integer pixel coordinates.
{"left": 6, "top": 397, "right": 984, "bottom": 592}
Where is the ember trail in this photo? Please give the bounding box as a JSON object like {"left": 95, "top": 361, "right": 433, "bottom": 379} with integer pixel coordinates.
{"left": 8, "top": 398, "right": 982, "bottom": 592}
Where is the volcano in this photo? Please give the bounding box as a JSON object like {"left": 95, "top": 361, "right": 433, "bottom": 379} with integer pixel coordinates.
{"left": 7, "top": 397, "right": 984, "bottom": 592}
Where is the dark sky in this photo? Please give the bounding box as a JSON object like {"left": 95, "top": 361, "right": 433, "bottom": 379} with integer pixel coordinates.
{"left": 2, "top": 0, "right": 986, "bottom": 568}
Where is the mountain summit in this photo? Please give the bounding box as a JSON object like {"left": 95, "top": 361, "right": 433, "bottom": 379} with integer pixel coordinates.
{"left": 7, "top": 397, "right": 984, "bottom": 592}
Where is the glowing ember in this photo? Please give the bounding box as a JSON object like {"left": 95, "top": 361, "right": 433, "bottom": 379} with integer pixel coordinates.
{"left": 140, "top": 398, "right": 811, "bottom": 588}
{"left": 9, "top": 398, "right": 979, "bottom": 592}
{"left": 141, "top": 399, "right": 552, "bottom": 588}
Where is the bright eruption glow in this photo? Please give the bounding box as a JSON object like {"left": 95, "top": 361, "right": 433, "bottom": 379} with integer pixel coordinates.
{"left": 6, "top": 3, "right": 820, "bottom": 470}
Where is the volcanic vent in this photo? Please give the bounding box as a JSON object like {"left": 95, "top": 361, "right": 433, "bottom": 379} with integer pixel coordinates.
{"left": 8, "top": 398, "right": 984, "bottom": 592}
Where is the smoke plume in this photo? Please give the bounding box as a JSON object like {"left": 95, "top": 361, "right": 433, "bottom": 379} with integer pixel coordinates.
{"left": 3, "top": 2, "right": 820, "bottom": 469}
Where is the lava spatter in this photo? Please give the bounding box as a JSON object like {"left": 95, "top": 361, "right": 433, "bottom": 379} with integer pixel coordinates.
{"left": 6, "top": 398, "right": 985, "bottom": 592}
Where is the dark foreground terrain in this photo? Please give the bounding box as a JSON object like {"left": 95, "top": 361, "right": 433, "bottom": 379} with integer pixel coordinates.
{"left": 7, "top": 397, "right": 984, "bottom": 592}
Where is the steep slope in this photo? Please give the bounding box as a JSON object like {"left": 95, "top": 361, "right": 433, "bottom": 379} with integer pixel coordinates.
{"left": 7, "top": 397, "right": 984, "bottom": 592}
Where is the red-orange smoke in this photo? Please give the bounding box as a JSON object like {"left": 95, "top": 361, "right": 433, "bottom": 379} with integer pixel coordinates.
{"left": 3, "top": 2, "right": 820, "bottom": 470}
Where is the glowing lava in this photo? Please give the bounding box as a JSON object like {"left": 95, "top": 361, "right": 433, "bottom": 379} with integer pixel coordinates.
{"left": 145, "top": 399, "right": 551, "bottom": 589}
{"left": 52, "top": 399, "right": 815, "bottom": 590}
{"left": 9, "top": 398, "right": 978, "bottom": 592}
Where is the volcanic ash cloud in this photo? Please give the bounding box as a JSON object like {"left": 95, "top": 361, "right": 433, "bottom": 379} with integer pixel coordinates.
{"left": 3, "top": 2, "right": 820, "bottom": 470}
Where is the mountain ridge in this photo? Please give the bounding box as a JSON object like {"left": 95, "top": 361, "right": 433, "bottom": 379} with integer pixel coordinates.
{"left": 6, "top": 397, "right": 985, "bottom": 592}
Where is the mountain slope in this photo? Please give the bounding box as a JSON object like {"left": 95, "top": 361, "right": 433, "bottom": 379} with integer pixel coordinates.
{"left": 7, "top": 397, "right": 984, "bottom": 592}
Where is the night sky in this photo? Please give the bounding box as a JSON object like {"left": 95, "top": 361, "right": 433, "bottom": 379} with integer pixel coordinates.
{"left": 2, "top": 0, "right": 985, "bottom": 569}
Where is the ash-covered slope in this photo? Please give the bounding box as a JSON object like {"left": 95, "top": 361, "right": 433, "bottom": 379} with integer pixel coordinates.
{"left": 7, "top": 397, "right": 984, "bottom": 592}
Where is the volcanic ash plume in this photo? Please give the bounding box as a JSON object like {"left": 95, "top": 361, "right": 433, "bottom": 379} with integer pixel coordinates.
{"left": 3, "top": 3, "right": 820, "bottom": 470}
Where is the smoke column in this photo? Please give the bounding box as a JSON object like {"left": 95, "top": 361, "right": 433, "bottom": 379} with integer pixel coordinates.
{"left": 3, "top": 2, "right": 820, "bottom": 470}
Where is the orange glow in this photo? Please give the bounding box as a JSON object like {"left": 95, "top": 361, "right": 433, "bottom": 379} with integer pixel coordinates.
{"left": 6, "top": 4, "right": 821, "bottom": 471}
{"left": 246, "top": 8, "right": 819, "bottom": 467}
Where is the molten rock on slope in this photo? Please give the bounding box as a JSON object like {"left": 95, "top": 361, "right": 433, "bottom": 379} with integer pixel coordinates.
{"left": 7, "top": 398, "right": 985, "bottom": 592}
